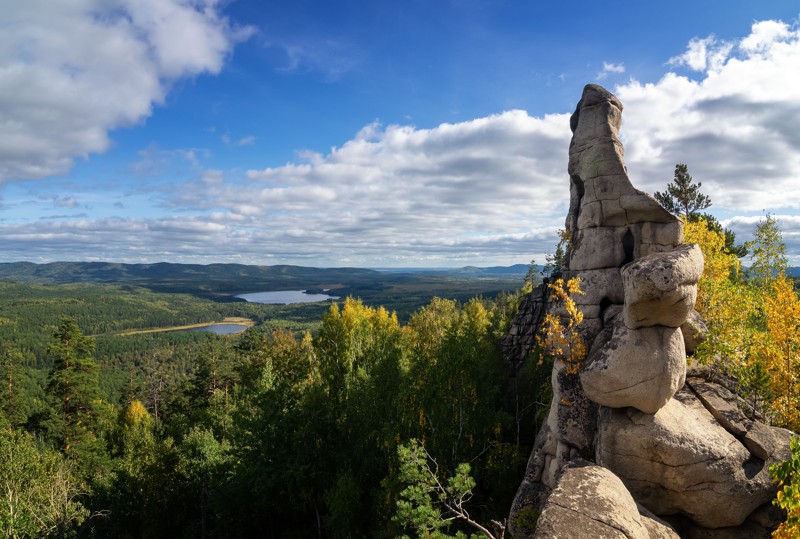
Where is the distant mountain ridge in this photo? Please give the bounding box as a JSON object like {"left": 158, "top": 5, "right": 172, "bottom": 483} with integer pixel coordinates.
{"left": 444, "top": 263, "right": 530, "bottom": 276}
{"left": 0, "top": 261, "right": 527, "bottom": 298}
{"left": 0, "top": 261, "right": 381, "bottom": 295}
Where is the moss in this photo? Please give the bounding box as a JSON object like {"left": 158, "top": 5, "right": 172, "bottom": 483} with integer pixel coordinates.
{"left": 511, "top": 504, "right": 541, "bottom": 533}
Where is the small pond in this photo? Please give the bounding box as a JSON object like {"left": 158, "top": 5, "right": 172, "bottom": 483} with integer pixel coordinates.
{"left": 188, "top": 324, "right": 250, "bottom": 335}
{"left": 235, "top": 290, "right": 340, "bottom": 304}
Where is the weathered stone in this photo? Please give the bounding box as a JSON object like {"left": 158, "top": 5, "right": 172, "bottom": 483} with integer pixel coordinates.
{"left": 534, "top": 462, "right": 679, "bottom": 539}
{"left": 577, "top": 200, "right": 604, "bottom": 228}
{"left": 569, "top": 85, "right": 623, "bottom": 141}
{"left": 686, "top": 365, "right": 771, "bottom": 422}
{"left": 569, "top": 102, "right": 622, "bottom": 152}
{"left": 746, "top": 502, "right": 786, "bottom": 530}
{"left": 583, "top": 173, "right": 635, "bottom": 203}
{"left": 502, "top": 284, "right": 549, "bottom": 373}
{"left": 563, "top": 268, "right": 624, "bottom": 306}
{"left": 570, "top": 227, "right": 626, "bottom": 270}
{"left": 596, "top": 389, "right": 777, "bottom": 528}
{"left": 682, "top": 309, "right": 708, "bottom": 354}
{"left": 581, "top": 317, "right": 685, "bottom": 413}
{"left": 687, "top": 378, "right": 791, "bottom": 462}
{"left": 642, "top": 521, "right": 681, "bottom": 539}
{"left": 508, "top": 430, "right": 553, "bottom": 538}
{"left": 621, "top": 243, "right": 703, "bottom": 328}
{"left": 683, "top": 521, "right": 772, "bottom": 539}
{"left": 636, "top": 242, "right": 679, "bottom": 257}
{"left": 603, "top": 304, "right": 623, "bottom": 324}
{"left": 548, "top": 360, "right": 597, "bottom": 453}
{"left": 640, "top": 220, "right": 684, "bottom": 246}
{"left": 597, "top": 199, "right": 627, "bottom": 227}
{"left": 640, "top": 507, "right": 683, "bottom": 539}
{"left": 619, "top": 193, "right": 675, "bottom": 224}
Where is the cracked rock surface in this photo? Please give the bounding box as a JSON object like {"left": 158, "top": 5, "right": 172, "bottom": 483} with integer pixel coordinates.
{"left": 534, "top": 461, "right": 679, "bottom": 539}
{"left": 596, "top": 388, "right": 777, "bottom": 528}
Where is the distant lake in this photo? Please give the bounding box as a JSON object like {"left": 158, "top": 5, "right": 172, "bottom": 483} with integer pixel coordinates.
{"left": 188, "top": 324, "right": 250, "bottom": 335}
{"left": 236, "top": 290, "right": 340, "bottom": 304}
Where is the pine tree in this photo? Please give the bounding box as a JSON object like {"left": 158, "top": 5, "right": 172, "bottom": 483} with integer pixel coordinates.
{"left": 655, "top": 165, "right": 746, "bottom": 256}
{"left": 655, "top": 164, "right": 712, "bottom": 219}
{"left": 0, "top": 344, "right": 25, "bottom": 426}
{"left": 45, "top": 317, "right": 101, "bottom": 453}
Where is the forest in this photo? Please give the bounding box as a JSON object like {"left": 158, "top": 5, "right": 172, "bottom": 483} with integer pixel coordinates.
{"left": 1, "top": 267, "right": 545, "bottom": 538}
{"left": 2, "top": 208, "right": 800, "bottom": 537}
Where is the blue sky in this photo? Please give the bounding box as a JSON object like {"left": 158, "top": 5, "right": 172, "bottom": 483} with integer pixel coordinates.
{"left": 1, "top": 0, "right": 800, "bottom": 267}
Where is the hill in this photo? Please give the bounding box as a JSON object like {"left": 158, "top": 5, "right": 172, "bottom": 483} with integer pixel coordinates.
{"left": 0, "top": 261, "right": 527, "bottom": 320}
{"left": 0, "top": 261, "right": 382, "bottom": 295}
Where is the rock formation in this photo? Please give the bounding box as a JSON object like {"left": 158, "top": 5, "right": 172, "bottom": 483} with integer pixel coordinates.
{"left": 505, "top": 84, "right": 791, "bottom": 538}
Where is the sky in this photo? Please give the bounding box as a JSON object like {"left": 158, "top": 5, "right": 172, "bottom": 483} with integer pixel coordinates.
{"left": 1, "top": 0, "right": 800, "bottom": 268}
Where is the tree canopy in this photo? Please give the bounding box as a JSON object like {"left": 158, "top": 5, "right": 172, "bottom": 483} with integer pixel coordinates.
{"left": 654, "top": 164, "right": 746, "bottom": 257}
{"left": 654, "top": 163, "right": 712, "bottom": 219}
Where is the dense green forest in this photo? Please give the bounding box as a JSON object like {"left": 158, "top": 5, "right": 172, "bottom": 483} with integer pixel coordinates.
{"left": 3, "top": 229, "right": 800, "bottom": 537}
{"left": 0, "top": 269, "right": 545, "bottom": 538}
{"left": 0, "top": 261, "right": 527, "bottom": 312}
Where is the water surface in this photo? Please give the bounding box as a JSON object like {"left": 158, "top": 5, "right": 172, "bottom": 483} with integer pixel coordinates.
{"left": 189, "top": 324, "right": 249, "bottom": 335}
{"left": 236, "top": 290, "right": 340, "bottom": 304}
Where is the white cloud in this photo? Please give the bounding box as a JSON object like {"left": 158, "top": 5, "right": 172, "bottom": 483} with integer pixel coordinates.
{"left": 5, "top": 18, "right": 800, "bottom": 267}
{"left": 597, "top": 61, "right": 625, "bottom": 80}
{"left": 740, "top": 20, "right": 793, "bottom": 53}
{"left": 667, "top": 35, "right": 733, "bottom": 72}
{"left": 0, "top": 0, "right": 254, "bottom": 183}
{"left": 0, "top": 111, "right": 571, "bottom": 266}
{"left": 618, "top": 20, "right": 800, "bottom": 217}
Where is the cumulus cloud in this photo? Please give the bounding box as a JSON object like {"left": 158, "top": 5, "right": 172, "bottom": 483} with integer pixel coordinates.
{"left": 667, "top": 35, "right": 733, "bottom": 72}
{"left": 618, "top": 20, "right": 800, "bottom": 217}
{"left": 0, "top": 0, "right": 254, "bottom": 183}
{"left": 0, "top": 111, "right": 572, "bottom": 266}
{"left": 185, "top": 110, "right": 571, "bottom": 264}
{"left": 4, "top": 18, "right": 800, "bottom": 266}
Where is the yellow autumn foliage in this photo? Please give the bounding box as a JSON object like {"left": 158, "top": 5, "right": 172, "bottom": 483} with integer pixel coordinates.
{"left": 122, "top": 399, "right": 152, "bottom": 429}
{"left": 682, "top": 218, "right": 756, "bottom": 369}
{"left": 685, "top": 217, "right": 800, "bottom": 432}
{"left": 752, "top": 276, "right": 800, "bottom": 430}
{"left": 537, "top": 278, "right": 586, "bottom": 375}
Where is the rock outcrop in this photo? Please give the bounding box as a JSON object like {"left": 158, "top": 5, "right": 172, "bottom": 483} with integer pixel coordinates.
{"left": 533, "top": 461, "right": 679, "bottom": 539}
{"left": 621, "top": 244, "right": 703, "bottom": 329}
{"left": 506, "top": 84, "right": 791, "bottom": 538}
{"left": 581, "top": 317, "right": 686, "bottom": 413}
{"left": 596, "top": 389, "right": 775, "bottom": 528}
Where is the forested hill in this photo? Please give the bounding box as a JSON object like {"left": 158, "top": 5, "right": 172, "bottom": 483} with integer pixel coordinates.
{"left": 422, "top": 263, "right": 530, "bottom": 276}
{"left": 0, "top": 261, "right": 528, "bottom": 298}
{"left": 0, "top": 261, "right": 384, "bottom": 295}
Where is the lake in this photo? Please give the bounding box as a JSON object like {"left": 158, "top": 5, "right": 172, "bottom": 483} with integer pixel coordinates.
{"left": 235, "top": 289, "right": 340, "bottom": 304}
{"left": 188, "top": 324, "right": 250, "bottom": 335}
